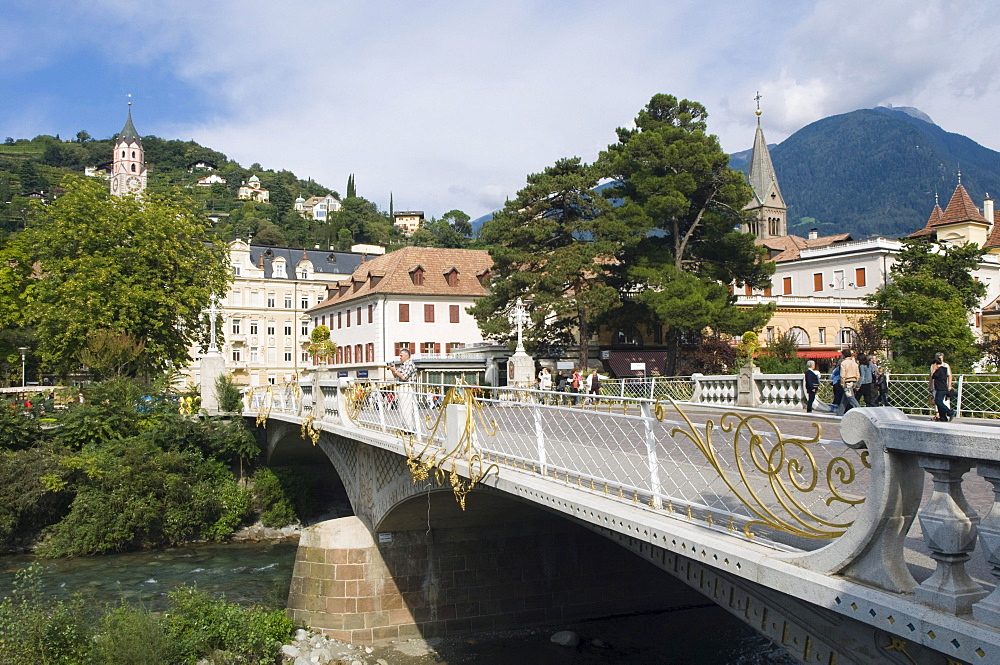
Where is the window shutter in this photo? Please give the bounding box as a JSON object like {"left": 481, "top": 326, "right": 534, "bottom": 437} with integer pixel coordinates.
{"left": 450, "top": 305, "right": 459, "bottom": 323}
{"left": 394, "top": 342, "right": 400, "bottom": 357}
{"left": 368, "top": 304, "right": 373, "bottom": 323}
{"left": 435, "top": 343, "right": 441, "bottom": 353}
{"left": 424, "top": 304, "right": 434, "bottom": 322}
{"left": 399, "top": 303, "right": 409, "bottom": 322}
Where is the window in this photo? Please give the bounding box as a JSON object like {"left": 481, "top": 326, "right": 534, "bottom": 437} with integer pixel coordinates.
{"left": 231, "top": 319, "right": 241, "bottom": 335}
{"left": 818, "top": 327, "right": 826, "bottom": 344}
{"left": 250, "top": 347, "right": 259, "bottom": 362}
{"left": 424, "top": 304, "right": 435, "bottom": 322}
{"left": 284, "top": 295, "right": 292, "bottom": 308}
{"left": 839, "top": 328, "right": 854, "bottom": 345}
{"left": 788, "top": 327, "right": 809, "bottom": 346}
{"left": 338, "top": 311, "right": 343, "bottom": 328}
{"left": 355, "top": 344, "right": 362, "bottom": 362}
{"left": 232, "top": 264, "right": 241, "bottom": 276}
{"left": 357, "top": 307, "right": 361, "bottom": 325}
{"left": 783, "top": 276, "right": 791, "bottom": 295}
{"left": 410, "top": 267, "right": 424, "bottom": 285}
{"left": 813, "top": 273, "right": 823, "bottom": 292}
{"left": 301, "top": 351, "right": 310, "bottom": 363}
{"left": 267, "top": 322, "right": 275, "bottom": 336}
{"left": 284, "top": 323, "right": 292, "bottom": 336}
{"left": 267, "top": 375, "right": 276, "bottom": 385}
{"left": 399, "top": 303, "right": 410, "bottom": 322}
{"left": 317, "top": 295, "right": 324, "bottom": 306}
{"left": 346, "top": 309, "right": 350, "bottom": 327}
{"left": 301, "top": 323, "right": 309, "bottom": 337}
{"left": 231, "top": 290, "right": 242, "bottom": 306}
{"left": 301, "top": 296, "right": 310, "bottom": 309}
{"left": 267, "top": 348, "right": 276, "bottom": 362}
{"left": 744, "top": 284, "right": 752, "bottom": 296}
{"left": 445, "top": 269, "right": 459, "bottom": 287}
{"left": 450, "top": 305, "right": 459, "bottom": 323}
{"left": 394, "top": 342, "right": 412, "bottom": 355}
{"left": 766, "top": 326, "right": 775, "bottom": 343}
{"left": 284, "top": 350, "right": 292, "bottom": 362}
{"left": 267, "top": 294, "right": 276, "bottom": 308}
{"left": 366, "top": 343, "right": 374, "bottom": 362}
{"left": 250, "top": 321, "right": 258, "bottom": 335}
{"left": 272, "top": 260, "right": 286, "bottom": 278}
{"left": 763, "top": 286, "right": 772, "bottom": 296}
{"left": 344, "top": 346, "right": 352, "bottom": 363}
{"left": 368, "top": 304, "right": 374, "bottom": 323}
{"left": 250, "top": 292, "right": 259, "bottom": 307}
{"left": 232, "top": 350, "right": 241, "bottom": 362}
{"left": 855, "top": 267, "right": 867, "bottom": 288}
{"left": 421, "top": 342, "right": 440, "bottom": 354}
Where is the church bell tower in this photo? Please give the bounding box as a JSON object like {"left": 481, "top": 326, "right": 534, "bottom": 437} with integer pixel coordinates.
{"left": 110, "top": 97, "right": 147, "bottom": 197}
{"left": 742, "top": 93, "right": 787, "bottom": 240}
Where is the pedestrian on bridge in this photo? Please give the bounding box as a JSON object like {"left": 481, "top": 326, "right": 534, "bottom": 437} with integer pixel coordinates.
{"left": 929, "top": 352, "right": 955, "bottom": 422}
{"left": 586, "top": 369, "right": 601, "bottom": 405}
{"left": 388, "top": 348, "right": 419, "bottom": 433}
{"left": 804, "top": 360, "right": 820, "bottom": 413}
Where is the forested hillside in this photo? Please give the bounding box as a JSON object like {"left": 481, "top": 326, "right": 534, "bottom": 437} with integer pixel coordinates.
{"left": 732, "top": 107, "right": 1000, "bottom": 239}
{"left": 0, "top": 133, "right": 473, "bottom": 250}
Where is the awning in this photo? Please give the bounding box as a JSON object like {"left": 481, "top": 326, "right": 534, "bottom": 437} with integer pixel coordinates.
{"left": 603, "top": 350, "right": 669, "bottom": 377}
{"left": 795, "top": 350, "right": 843, "bottom": 358}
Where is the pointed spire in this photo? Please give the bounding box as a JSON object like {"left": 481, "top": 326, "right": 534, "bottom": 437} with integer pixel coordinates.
{"left": 117, "top": 94, "right": 142, "bottom": 148}
{"left": 747, "top": 119, "right": 780, "bottom": 203}
{"left": 940, "top": 183, "right": 987, "bottom": 225}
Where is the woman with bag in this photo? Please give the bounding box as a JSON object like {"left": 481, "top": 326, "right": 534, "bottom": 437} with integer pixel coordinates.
{"left": 929, "top": 352, "right": 955, "bottom": 422}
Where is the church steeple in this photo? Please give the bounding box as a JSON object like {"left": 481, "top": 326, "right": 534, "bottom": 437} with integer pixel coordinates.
{"left": 110, "top": 96, "right": 147, "bottom": 197}
{"left": 742, "top": 93, "right": 787, "bottom": 240}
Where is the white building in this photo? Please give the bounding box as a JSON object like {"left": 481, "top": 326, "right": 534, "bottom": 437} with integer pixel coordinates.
{"left": 196, "top": 173, "right": 227, "bottom": 186}
{"left": 238, "top": 175, "right": 270, "bottom": 203}
{"left": 181, "top": 240, "right": 370, "bottom": 389}
{"left": 295, "top": 194, "right": 341, "bottom": 220}
{"left": 308, "top": 246, "right": 494, "bottom": 383}
{"left": 392, "top": 211, "right": 425, "bottom": 235}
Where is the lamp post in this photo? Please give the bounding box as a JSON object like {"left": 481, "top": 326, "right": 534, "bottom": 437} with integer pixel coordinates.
{"left": 18, "top": 347, "right": 27, "bottom": 388}
{"left": 829, "top": 278, "right": 855, "bottom": 349}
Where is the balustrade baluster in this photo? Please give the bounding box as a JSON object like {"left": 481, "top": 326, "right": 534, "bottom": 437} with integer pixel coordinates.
{"left": 973, "top": 463, "right": 1000, "bottom": 625}
{"left": 914, "top": 456, "right": 987, "bottom": 614}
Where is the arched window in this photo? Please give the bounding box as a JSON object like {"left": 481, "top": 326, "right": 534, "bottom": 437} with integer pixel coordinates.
{"left": 131, "top": 164, "right": 136, "bottom": 173}
{"left": 787, "top": 327, "right": 809, "bottom": 346}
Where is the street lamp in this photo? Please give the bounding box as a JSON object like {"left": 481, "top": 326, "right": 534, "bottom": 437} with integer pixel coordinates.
{"left": 829, "top": 278, "right": 855, "bottom": 348}
{"left": 18, "top": 347, "right": 27, "bottom": 388}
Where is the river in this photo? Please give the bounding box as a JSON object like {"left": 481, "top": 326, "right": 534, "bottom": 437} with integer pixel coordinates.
{"left": 0, "top": 543, "right": 796, "bottom": 665}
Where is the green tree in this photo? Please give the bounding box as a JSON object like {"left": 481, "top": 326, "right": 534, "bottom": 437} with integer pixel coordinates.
{"left": 346, "top": 173, "right": 356, "bottom": 198}
{"left": 0, "top": 177, "right": 231, "bottom": 376}
{"left": 868, "top": 238, "right": 985, "bottom": 370}
{"left": 471, "top": 157, "right": 619, "bottom": 368}
{"left": 598, "top": 94, "right": 775, "bottom": 372}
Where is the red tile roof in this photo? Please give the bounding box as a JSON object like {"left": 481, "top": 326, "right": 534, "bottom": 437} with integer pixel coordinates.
{"left": 310, "top": 247, "right": 493, "bottom": 309}
{"left": 755, "top": 233, "right": 853, "bottom": 262}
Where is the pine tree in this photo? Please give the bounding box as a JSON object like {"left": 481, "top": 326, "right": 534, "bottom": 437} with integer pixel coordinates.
{"left": 346, "top": 174, "right": 356, "bottom": 199}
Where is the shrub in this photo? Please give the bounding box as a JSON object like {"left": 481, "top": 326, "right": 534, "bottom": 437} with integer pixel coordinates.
{"left": 251, "top": 468, "right": 298, "bottom": 527}
{"left": 90, "top": 604, "right": 178, "bottom": 665}
{"left": 0, "top": 564, "right": 93, "bottom": 665}
{"left": 215, "top": 374, "right": 244, "bottom": 414}
{"left": 0, "top": 445, "right": 73, "bottom": 546}
{"left": 35, "top": 439, "right": 252, "bottom": 557}
{"left": 0, "top": 404, "right": 42, "bottom": 450}
{"left": 164, "top": 586, "right": 293, "bottom": 665}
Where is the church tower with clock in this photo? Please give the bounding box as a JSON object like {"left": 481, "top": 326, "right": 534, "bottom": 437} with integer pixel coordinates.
{"left": 110, "top": 100, "right": 147, "bottom": 196}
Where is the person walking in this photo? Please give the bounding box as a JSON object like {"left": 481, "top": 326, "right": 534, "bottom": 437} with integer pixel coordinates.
{"left": 829, "top": 362, "right": 843, "bottom": 413}
{"left": 871, "top": 357, "right": 890, "bottom": 406}
{"left": 586, "top": 369, "right": 601, "bottom": 405}
{"left": 537, "top": 367, "right": 552, "bottom": 403}
{"left": 804, "top": 360, "right": 820, "bottom": 413}
{"left": 855, "top": 354, "right": 874, "bottom": 406}
{"left": 570, "top": 369, "right": 583, "bottom": 405}
{"left": 929, "top": 352, "right": 955, "bottom": 422}
{"left": 839, "top": 349, "right": 861, "bottom": 413}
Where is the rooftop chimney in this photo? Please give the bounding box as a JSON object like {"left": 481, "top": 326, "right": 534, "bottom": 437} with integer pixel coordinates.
{"left": 808, "top": 228, "right": 818, "bottom": 240}
{"left": 985, "top": 195, "right": 994, "bottom": 226}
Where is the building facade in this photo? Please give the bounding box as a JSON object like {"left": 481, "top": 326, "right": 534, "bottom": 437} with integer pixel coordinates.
{"left": 308, "top": 247, "right": 494, "bottom": 383}
{"left": 238, "top": 175, "right": 270, "bottom": 203}
{"left": 181, "top": 241, "right": 368, "bottom": 389}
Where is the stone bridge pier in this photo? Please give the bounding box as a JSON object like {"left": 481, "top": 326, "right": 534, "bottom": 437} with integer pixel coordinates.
{"left": 265, "top": 423, "right": 705, "bottom": 644}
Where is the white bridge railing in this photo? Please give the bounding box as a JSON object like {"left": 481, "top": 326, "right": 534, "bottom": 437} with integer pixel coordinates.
{"left": 250, "top": 375, "right": 1000, "bottom": 657}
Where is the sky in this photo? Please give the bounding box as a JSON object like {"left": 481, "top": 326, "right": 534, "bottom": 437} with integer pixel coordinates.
{"left": 3, "top": 0, "right": 999, "bottom": 220}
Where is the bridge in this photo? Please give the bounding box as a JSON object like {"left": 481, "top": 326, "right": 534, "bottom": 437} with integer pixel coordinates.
{"left": 245, "top": 374, "right": 1000, "bottom": 665}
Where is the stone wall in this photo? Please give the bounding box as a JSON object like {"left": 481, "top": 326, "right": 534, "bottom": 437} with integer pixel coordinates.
{"left": 287, "top": 515, "right": 704, "bottom": 645}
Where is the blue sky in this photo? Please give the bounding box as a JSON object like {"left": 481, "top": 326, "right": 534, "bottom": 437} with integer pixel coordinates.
{"left": 3, "top": 1, "right": 998, "bottom": 219}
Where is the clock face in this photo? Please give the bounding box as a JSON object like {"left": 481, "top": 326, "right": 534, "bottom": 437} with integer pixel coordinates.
{"left": 126, "top": 175, "right": 142, "bottom": 192}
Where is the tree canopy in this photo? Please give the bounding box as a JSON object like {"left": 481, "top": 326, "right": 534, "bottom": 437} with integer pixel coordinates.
{"left": 868, "top": 238, "right": 985, "bottom": 370}
{"left": 0, "top": 177, "right": 231, "bottom": 375}
{"left": 470, "top": 158, "right": 621, "bottom": 367}
{"left": 596, "top": 94, "right": 775, "bottom": 371}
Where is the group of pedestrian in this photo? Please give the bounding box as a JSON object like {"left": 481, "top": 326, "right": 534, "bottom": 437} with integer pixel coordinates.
{"left": 805, "top": 349, "right": 889, "bottom": 414}
{"left": 541, "top": 367, "right": 600, "bottom": 404}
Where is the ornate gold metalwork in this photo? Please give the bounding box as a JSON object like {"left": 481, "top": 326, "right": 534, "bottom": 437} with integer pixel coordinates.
{"left": 300, "top": 413, "right": 321, "bottom": 446}
{"left": 247, "top": 386, "right": 272, "bottom": 428}
{"left": 343, "top": 382, "right": 372, "bottom": 421}
{"left": 884, "top": 637, "right": 918, "bottom": 665}
{"left": 656, "top": 398, "right": 867, "bottom": 539}
{"left": 403, "top": 383, "right": 500, "bottom": 510}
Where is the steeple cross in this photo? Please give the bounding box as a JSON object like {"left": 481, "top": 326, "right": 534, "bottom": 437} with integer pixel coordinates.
{"left": 204, "top": 296, "right": 223, "bottom": 354}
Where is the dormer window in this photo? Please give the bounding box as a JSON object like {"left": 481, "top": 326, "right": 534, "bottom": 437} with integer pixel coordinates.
{"left": 410, "top": 266, "right": 425, "bottom": 286}
{"left": 477, "top": 270, "right": 490, "bottom": 286}
{"left": 370, "top": 275, "right": 382, "bottom": 287}
{"left": 445, "top": 268, "right": 459, "bottom": 287}
{"left": 272, "top": 258, "right": 287, "bottom": 278}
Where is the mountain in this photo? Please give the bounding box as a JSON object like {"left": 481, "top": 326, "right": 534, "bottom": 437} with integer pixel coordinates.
{"left": 735, "top": 107, "right": 1000, "bottom": 239}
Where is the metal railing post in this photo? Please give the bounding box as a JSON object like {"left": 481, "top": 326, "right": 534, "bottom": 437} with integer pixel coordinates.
{"left": 534, "top": 399, "right": 547, "bottom": 474}
{"left": 640, "top": 401, "right": 661, "bottom": 508}
{"left": 956, "top": 374, "right": 965, "bottom": 418}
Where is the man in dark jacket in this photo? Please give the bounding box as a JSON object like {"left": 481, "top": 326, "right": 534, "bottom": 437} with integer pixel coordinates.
{"left": 804, "top": 360, "right": 821, "bottom": 413}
